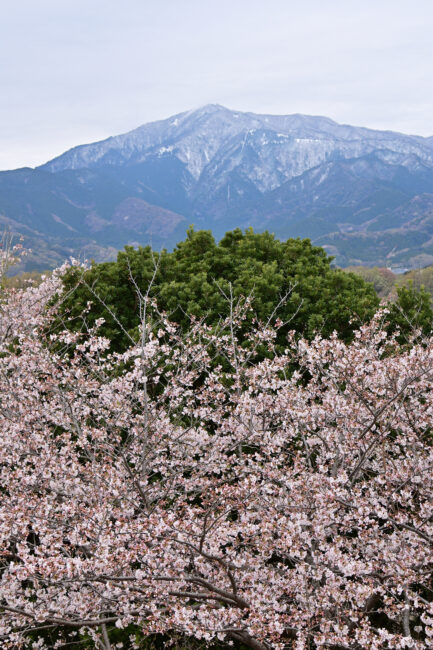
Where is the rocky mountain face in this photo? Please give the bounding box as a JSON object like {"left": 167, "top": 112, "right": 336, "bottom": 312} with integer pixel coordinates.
{"left": 2, "top": 104, "right": 433, "bottom": 271}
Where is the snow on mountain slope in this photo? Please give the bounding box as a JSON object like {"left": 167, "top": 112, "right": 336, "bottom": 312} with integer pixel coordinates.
{"left": 2, "top": 105, "right": 433, "bottom": 271}
{"left": 41, "top": 105, "right": 433, "bottom": 194}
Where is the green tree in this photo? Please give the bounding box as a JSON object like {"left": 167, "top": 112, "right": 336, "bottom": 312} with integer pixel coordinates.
{"left": 386, "top": 282, "right": 433, "bottom": 342}
{"left": 60, "top": 228, "right": 379, "bottom": 350}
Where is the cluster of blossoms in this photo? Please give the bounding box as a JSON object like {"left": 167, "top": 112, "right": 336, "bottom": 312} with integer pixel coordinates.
{"left": 0, "top": 259, "right": 432, "bottom": 649}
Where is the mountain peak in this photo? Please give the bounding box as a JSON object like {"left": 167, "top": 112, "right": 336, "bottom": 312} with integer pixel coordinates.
{"left": 4, "top": 106, "right": 433, "bottom": 271}
{"left": 194, "top": 103, "right": 229, "bottom": 113}
{"left": 41, "top": 105, "right": 433, "bottom": 186}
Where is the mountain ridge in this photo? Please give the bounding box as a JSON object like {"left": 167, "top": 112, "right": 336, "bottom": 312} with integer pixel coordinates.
{"left": 2, "top": 105, "right": 433, "bottom": 271}
{"left": 40, "top": 104, "right": 433, "bottom": 183}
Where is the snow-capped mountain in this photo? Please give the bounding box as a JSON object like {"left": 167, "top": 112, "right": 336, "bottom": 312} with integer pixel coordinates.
{"left": 42, "top": 104, "right": 433, "bottom": 190}
{"left": 2, "top": 105, "right": 433, "bottom": 271}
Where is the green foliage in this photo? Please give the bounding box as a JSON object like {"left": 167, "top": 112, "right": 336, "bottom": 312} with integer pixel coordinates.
{"left": 343, "top": 265, "right": 433, "bottom": 340}
{"left": 387, "top": 282, "right": 433, "bottom": 342}
{"left": 60, "top": 227, "right": 379, "bottom": 350}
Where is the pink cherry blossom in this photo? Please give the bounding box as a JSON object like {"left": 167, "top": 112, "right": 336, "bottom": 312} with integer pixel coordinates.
{"left": 0, "top": 253, "right": 432, "bottom": 649}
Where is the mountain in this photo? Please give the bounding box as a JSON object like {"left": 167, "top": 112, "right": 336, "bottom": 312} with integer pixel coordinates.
{"left": 2, "top": 104, "right": 433, "bottom": 271}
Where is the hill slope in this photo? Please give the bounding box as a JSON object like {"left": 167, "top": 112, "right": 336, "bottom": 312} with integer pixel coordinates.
{"left": 2, "top": 104, "right": 433, "bottom": 270}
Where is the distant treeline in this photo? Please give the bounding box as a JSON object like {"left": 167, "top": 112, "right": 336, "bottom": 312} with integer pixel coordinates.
{"left": 346, "top": 264, "right": 433, "bottom": 299}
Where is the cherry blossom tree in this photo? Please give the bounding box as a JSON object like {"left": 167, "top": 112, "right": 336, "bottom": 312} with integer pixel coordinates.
{"left": 0, "top": 253, "right": 433, "bottom": 649}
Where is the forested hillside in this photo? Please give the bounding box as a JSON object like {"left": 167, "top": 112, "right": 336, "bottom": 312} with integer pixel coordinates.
{"left": 347, "top": 263, "right": 433, "bottom": 298}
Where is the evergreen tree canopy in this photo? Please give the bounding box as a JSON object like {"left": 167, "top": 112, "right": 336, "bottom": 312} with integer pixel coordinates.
{"left": 60, "top": 227, "right": 380, "bottom": 350}
{"left": 386, "top": 282, "right": 433, "bottom": 343}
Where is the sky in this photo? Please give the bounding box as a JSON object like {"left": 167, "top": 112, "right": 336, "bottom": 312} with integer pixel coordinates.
{"left": 1, "top": 0, "right": 432, "bottom": 170}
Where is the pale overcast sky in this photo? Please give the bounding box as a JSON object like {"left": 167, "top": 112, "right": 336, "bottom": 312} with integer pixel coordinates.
{"left": 1, "top": 0, "right": 432, "bottom": 170}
